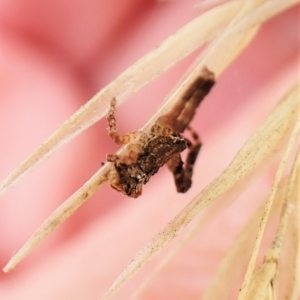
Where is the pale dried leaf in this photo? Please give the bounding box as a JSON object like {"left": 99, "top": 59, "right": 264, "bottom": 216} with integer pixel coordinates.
{"left": 132, "top": 180, "right": 285, "bottom": 300}
{"left": 2, "top": 169, "right": 108, "bottom": 273}
{"left": 290, "top": 171, "right": 300, "bottom": 300}
{"left": 291, "top": 171, "right": 300, "bottom": 300}
{"left": 273, "top": 148, "right": 300, "bottom": 300}
{"left": 130, "top": 174, "right": 280, "bottom": 300}
{"left": 201, "top": 183, "right": 285, "bottom": 300}
{"left": 130, "top": 172, "right": 276, "bottom": 299}
{"left": 244, "top": 159, "right": 299, "bottom": 300}
{"left": 239, "top": 117, "right": 300, "bottom": 299}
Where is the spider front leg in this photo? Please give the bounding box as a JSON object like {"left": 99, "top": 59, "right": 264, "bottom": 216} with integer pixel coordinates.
{"left": 107, "top": 97, "right": 145, "bottom": 145}
{"left": 167, "top": 126, "right": 201, "bottom": 193}
{"left": 106, "top": 98, "right": 148, "bottom": 165}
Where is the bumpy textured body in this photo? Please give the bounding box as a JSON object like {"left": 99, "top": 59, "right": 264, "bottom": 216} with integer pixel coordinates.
{"left": 106, "top": 67, "right": 215, "bottom": 198}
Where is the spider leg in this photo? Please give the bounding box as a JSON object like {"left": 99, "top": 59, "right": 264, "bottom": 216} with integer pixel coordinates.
{"left": 167, "top": 126, "right": 201, "bottom": 193}
{"left": 106, "top": 153, "right": 120, "bottom": 163}
{"left": 156, "top": 67, "right": 215, "bottom": 133}
{"left": 184, "top": 126, "right": 202, "bottom": 181}
{"left": 167, "top": 153, "right": 189, "bottom": 193}
{"left": 107, "top": 98, "right": 145, "bottom": 145}
{"left": 174, "top": 68, "right": 215, "bottom": 132}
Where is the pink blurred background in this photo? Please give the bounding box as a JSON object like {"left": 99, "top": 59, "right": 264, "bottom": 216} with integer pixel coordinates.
{"left": 0, "top": 1, "right": 299, "bottom": 299}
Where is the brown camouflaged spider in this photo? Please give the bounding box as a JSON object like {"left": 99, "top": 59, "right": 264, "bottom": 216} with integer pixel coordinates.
{"left": 106, "top": 67, "right": 215, "bottom": 198}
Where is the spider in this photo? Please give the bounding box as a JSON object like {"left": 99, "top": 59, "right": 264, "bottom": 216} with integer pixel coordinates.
{"left": 106, "top": 67, "right": 215, "bottom": 198}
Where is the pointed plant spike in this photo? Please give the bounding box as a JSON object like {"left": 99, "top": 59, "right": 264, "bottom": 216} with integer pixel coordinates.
{"left": 243, "top": 147, "right": 300, "bottom": 299}
{"left": 289, "top": 171, "right": 300, "bottom": 300}
{"left": 238, "top": 116, "right": 300, "bottom": 299}
{"left": 273, "top": 148, "right": 300, "bottom": 300}
{"left": 131, "top": 179, "right": 285, "bottom": 300}
{"left": 3, "top": 166, "right": 109, "bottom": 273}
{"left": 201, "top": 181, "right": 286, "bottom": 300}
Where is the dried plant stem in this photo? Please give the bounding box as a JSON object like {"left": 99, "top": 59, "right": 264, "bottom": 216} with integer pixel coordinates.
{"left": 2, "top": 171, "right": 108, "bottom": 273}
{"left": 201, "top": 184, "right": 284, "bottom": 300}
{"left": 287, "top": 170, "right": 300, "bottom": 300}
{"left": 245, "top": 147, "right": 300, "bottom": 299}
{"left": 238, "top": 118, "right": 300, "bottom": 299}
{"left": 131, "top": 182, "right": 284, "bottom": 300}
